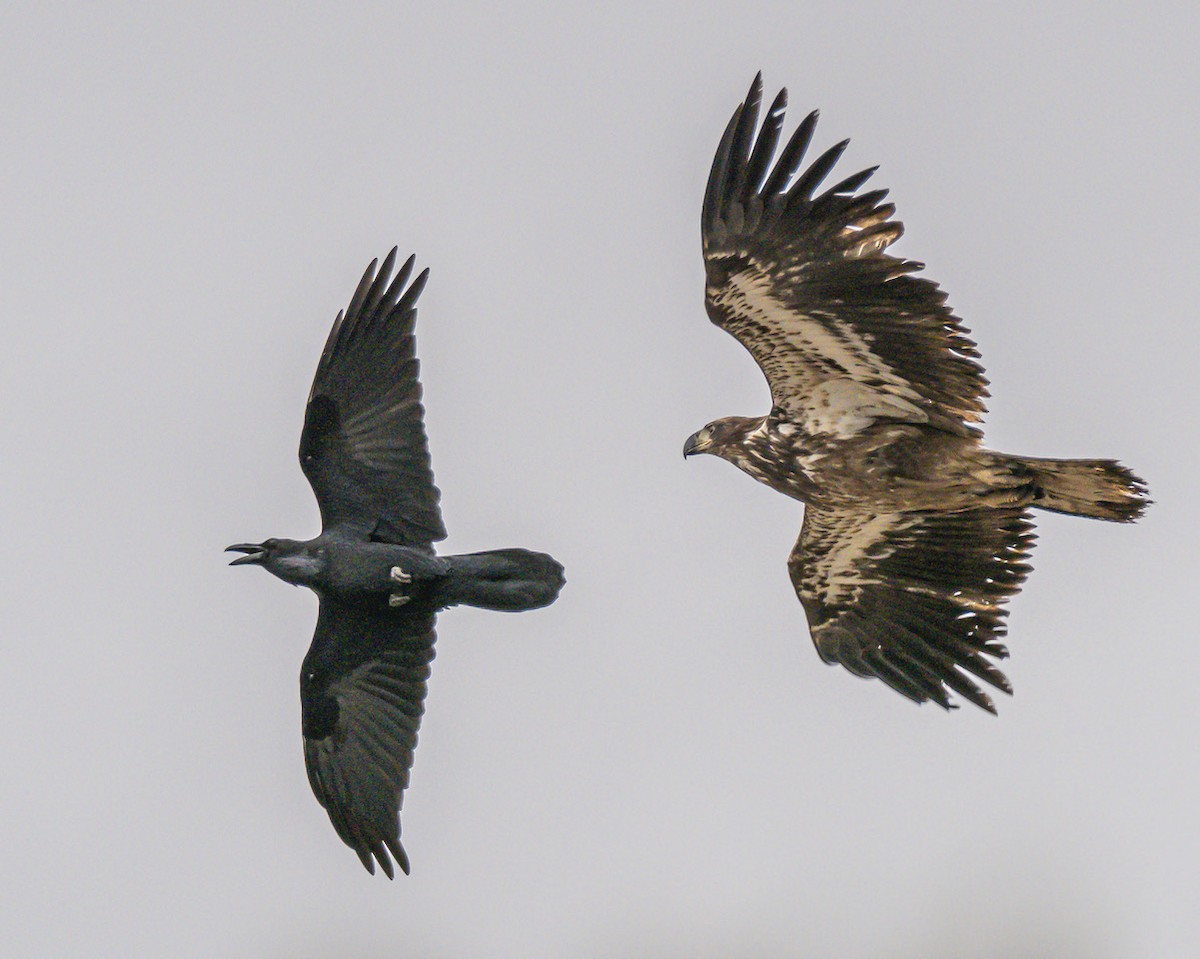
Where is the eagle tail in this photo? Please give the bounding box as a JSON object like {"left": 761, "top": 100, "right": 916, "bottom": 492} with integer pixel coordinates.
{"left": 1014, "top": 455, "right": 1150, "bottom": 522}
{"left": 435, "top": 549, "right": 565, "bottom": 612}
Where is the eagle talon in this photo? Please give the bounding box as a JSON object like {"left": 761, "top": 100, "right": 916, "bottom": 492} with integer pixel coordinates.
{"left": 388, "top": 593, "right": 411, "bottom": 608}
{"left": 390, "top": 566, "right": 413, "bottom": 584}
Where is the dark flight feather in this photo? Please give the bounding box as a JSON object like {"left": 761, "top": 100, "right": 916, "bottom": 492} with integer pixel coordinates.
{"left": 703, "top": 75, "right": 991, "bottom": 438}
{"left": 301, "top": 596, "right": 438, "bottom": 878}
{"left": 300, "top": 249, "right": 446, "bottom": 546}
{"left": 761, "top": 108, "right": 818, "bottom": 200}
{"left": 789, "top": 506, "right": 1034, "bottom": 713}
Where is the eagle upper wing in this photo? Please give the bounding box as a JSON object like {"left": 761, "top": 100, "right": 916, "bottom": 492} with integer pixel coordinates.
{"left": 300, "top": 249, "right": 447, "bottom": 546}
{"left": 300, "top": 596, "right": 438, "bottom": 877}
{"left": 702, "top": 75, "right": 989, "bottom": 439}
{"left": 788, "top": 504, "right": 1036, "bottom": 712}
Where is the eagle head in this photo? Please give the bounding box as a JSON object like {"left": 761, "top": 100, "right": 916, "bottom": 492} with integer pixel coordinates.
{"left": 683, "top": 416, "right": 761, "bottom": 460}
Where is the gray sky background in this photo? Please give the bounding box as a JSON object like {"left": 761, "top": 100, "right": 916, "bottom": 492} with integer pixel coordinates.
{"left": 4, "top": 3, "right": 1197, "bottom": 957}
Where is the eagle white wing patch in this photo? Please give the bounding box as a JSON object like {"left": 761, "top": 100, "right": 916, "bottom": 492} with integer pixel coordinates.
{"left": 804, "top": 378, "right": 928, "bottom": 438}
{"left": 717, "top": 271, "right": 927, "bottom": 438}
{"left": 788, "top": 505, "right": 1033, "bottom": 712}
{"left": 796, "top": 510, "right": 914, "bottom": 609}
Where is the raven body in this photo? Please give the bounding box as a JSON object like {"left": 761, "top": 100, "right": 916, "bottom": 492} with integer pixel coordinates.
{"left": 228, "top": 250, "right": 563, "bottom": 878}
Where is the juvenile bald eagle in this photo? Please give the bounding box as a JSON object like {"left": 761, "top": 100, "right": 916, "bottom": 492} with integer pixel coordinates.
{"left": 228, "top": 250, "right": 564, "bottom": 876}
{"left": 684, "top": 75, "right": 1149, "bottom": 713}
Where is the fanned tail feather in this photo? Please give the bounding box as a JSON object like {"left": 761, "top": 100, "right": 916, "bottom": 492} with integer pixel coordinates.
{"left": 436, "top": 549, "right": 565, "bottom": 612}
{"left": 1015, "top": 456, "right": 1150, "bottom": 522}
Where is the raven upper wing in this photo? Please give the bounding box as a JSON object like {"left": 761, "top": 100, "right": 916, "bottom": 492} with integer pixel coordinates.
{"left": 702, "top": 75, "right": 989, "bottom": 440}
{"left": 300, "top": 249, "right": 446, "bottom": 545}
{"left": 788, "top": 504, "right": 1035, "bottom": 713}
{"left": 300, "top": 596, "right": 437, "bottom": 877}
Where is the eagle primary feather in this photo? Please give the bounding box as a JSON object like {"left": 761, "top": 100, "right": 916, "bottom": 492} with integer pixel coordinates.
{"left": 686, "top": 75, "right": 1149, "bottom": 713}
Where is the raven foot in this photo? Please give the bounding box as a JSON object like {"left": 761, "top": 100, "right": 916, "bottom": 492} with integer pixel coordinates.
{"left": 389, "top": 567, "right": 413, "bottom": 608}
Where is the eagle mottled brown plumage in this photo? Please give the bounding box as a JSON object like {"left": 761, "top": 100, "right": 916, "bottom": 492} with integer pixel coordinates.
{"left": 684, "top": 74, "right": 1149, "bottom": 713}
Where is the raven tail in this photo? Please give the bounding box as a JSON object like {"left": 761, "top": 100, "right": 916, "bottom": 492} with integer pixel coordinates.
{"left": 437, "top": 549, "right": 565, "bottom": 611}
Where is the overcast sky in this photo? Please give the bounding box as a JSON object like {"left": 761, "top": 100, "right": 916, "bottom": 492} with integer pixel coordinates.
{"left": 4, "top": 3, "right": 1198, "bottom": 957}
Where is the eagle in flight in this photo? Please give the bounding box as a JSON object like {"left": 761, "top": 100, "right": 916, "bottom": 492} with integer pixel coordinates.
{"left": 228, "top": 250, "right": 564, "bottom": 876}
{"left": 684, "top": 75, "right": 1149, "bottom": 713}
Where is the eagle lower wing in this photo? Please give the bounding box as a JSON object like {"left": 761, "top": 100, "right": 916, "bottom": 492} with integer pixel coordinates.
{"left": 702, "top": 75, "right": 989, "bottom": 439}
{"left": 300, "top": 249, "right": 447, "bottom": 546}
{"left": 788, "top": 504, "right": 1036, "bottom": 712}
{"left": 300, "top": 596, "right": 438, "bottom": 877}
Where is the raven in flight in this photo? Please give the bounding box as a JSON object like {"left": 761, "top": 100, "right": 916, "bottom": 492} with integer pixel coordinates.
{"left": 228, "top": 250, "right": 564, "bottom": 877}
{"left": 684, "top": 75, "right": 1148, "bottom": 713}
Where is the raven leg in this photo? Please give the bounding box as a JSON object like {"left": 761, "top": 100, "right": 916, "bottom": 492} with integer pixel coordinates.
{"left": 388, "top": 566, "right": 413, "bottom": 606}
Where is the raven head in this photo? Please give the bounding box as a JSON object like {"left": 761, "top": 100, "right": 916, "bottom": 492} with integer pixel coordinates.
{"left": 226, "top": 538, "right": 325, "bottom": 585}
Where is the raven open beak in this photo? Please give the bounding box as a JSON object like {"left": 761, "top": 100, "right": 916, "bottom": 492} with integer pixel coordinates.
{"left": 226, "top": 543, "right": 267, "bottom": 566}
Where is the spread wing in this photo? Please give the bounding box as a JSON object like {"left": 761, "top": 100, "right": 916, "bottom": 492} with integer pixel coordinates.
{"left": 300, "top": 596, "right": 438, "bottom": 877}
{"left": 702, "top": 75, "right": 989, "bottom": 440}
{"left": 788, "top": 505, "right": 1036, "bottom": 713}
{"left": 300, "top": 249, "right": 447, "bottom": 546}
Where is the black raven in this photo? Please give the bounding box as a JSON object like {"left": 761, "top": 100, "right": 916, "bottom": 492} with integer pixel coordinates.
{"left": 228, "top": 249, "right": 564, "bottom": 877}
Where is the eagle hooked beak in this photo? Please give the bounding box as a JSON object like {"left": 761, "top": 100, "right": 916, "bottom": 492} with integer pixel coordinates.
{"left": 226, "top": 542, "right": 267, "bottom": 566}
{"left": 682, "top": 430, "right": 708, "bottom": 458}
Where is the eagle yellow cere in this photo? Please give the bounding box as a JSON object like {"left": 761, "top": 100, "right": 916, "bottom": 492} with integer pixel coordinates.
{"left": 685, "top": 75, "right": 1149, "bottom": 713}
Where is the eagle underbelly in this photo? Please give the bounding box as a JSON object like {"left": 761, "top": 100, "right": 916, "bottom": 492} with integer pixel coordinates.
{"left": 731, "top": 420, "right": 1031, "bottom": 514}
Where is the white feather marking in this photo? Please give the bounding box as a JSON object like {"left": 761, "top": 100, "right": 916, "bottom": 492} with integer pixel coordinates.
{"left": 797, "top": 450, "right": 826, "bottom": 473}
{"left": 718, "top": 272, "right": 925, "bottom": 437}
{"left": 806, "top": 378, "right": 928, "bottom": 438}
{"left": 817, "top": 512, "right": 912, "bottom": 606}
